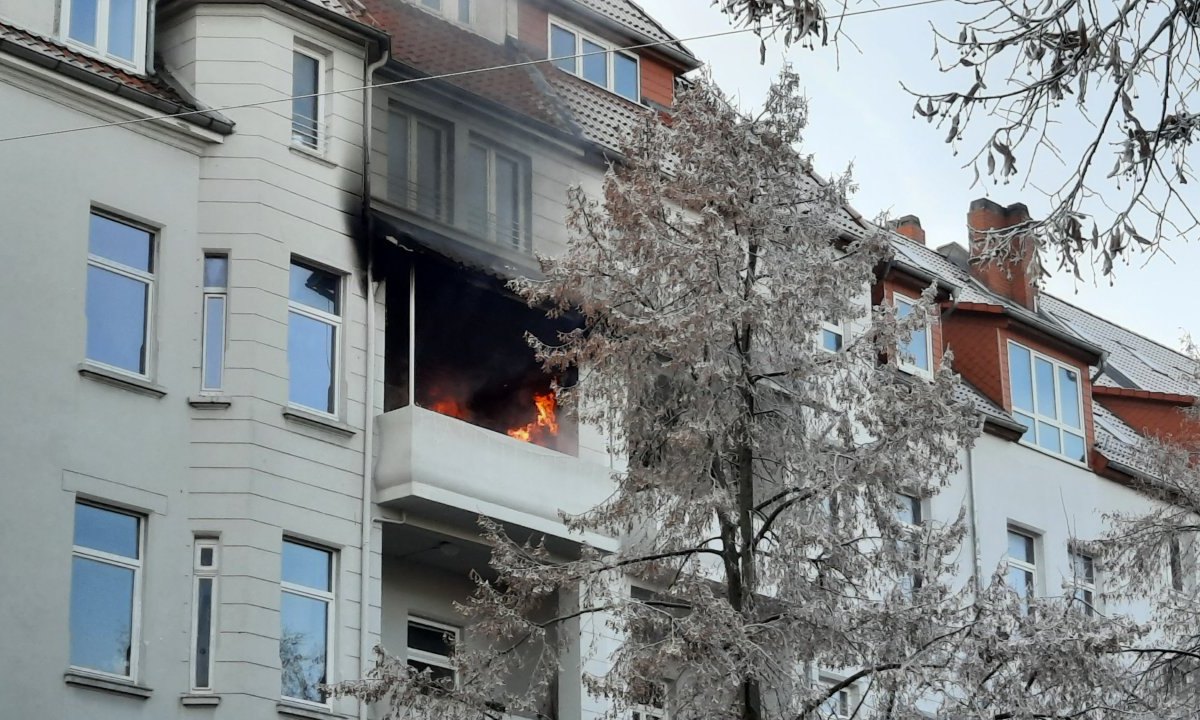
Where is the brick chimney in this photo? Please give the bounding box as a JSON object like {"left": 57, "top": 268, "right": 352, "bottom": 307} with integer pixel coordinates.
{"left": 890, "top": 215, "right": 926, "bottom": 245}
{"left": 967, "top": 198, "right": 1039, "bottom": 310}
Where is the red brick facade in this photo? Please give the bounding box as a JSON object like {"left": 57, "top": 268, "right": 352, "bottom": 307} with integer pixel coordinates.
{"left": 1093, "top": 387, "right": 1199, "bottom": 444}
{"left": 640, "top": 57, "right": 674, "bottom": 106}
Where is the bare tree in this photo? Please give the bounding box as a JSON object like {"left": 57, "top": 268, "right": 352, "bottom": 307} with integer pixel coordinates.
{"left": 715, "top": 0, "right": 1200, "bottom": 279}
{"left": 332, "top": 72, "right": 1185, "bottom": 720}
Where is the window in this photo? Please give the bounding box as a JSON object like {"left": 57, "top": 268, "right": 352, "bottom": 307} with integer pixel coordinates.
{"left": 548, "top": 20, "right": 641, "bottom": 102}
{"left": 1068, "top": 548, "right": 1096, "bottom": 616}
{"left": 820, "top": 322, "right": 844, "bottom": 353}
{"left": 388, "top": 107, "right": 450, "bottom": 220}
{"left": 894, "top": 294, "right": 931, "bottom": 374}
{"left": 201, "top": 255, "right": 228, "bottom": 392}
{"left": 61, "top": 0, "right": 147, "bottom": 69}
{"left": 1168, "top": 534, "right": 1194, "bottom": 593}
{"left": 192, "top": 539, "right": 219, "bottom": 691}
{"left": 280, "top": 540, "right": 334, "bottom": 704}
{"left": 465, "top": 141, "right": 529, "bottom": 251}
{"left": 818, "top": 678, "right": 851, "bottom": 719}
{"left": 70, "top": 501, "right": 142, "bottom": 678}
{"left": 292, "top": 48, "right": 324, "bottom": 150}
{"left": 86, "top": 211, "right": 154, "bottom": 377}
{"left": 631, "top": 681, "right": 667, "bottom": 720}
{"left": 418, "top": 0, "right": 472, "bottom": 23}
{"left": 1007, "top": 341, "right": 1086, "bottom": 463}
{"left": 895, "top": 493, "right": 923, "bottom": 594}
{"left": 1006, "top": 527, "right": 1037, "bottom": 612}
{"left": 407, "top": 618, "right": 457, "bottom": 687}
{"left": 288, "top": 260, "right": 341, "bottom": 415}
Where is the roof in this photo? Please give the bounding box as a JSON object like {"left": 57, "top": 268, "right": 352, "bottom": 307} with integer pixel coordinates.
{"left": 364, "top": 0, "right": 578, "bottom": 135}
{"left": 0, "top": 19, "right": 233, "bottom": 134}
{"left": 565, "top": 0, "right": 696, "bottom": 61}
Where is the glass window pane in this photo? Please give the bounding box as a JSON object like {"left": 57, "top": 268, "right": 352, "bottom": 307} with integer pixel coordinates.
{"left": 407, "top": 659, "right": 455, "bottom": 684}
{"left": 87, "top": 266, "right": 148, "bottom": 373}
{"left": 905, "top": 326, "right": 929, "bottom": 370}
{"left": 1063, "top": 432, "right": 1086, "bottom": 463}
{"left": 288, "top": 312, "right": 336, "bottom": 413}
{"left": 282, "top": 541, "right": 331, "bottom": 591}
{"left": 408, "top": 621, "right": 454, "bottom": 656}
{"left": 1007, "top": 566, "right": 1033, "bottom": 598}
{"left": 1059, "top": 367, "right": 1082, "bottom": 428}
{"left": 416, "top": 123, "right": 444, "bottom": 217}
{"left": 199, "top": 546, "right": 215, "bottom": 567}
{"left": 1072, "top": 552, "right": 1095, "bottom": 584}
{"left": 421, "top": 0, "right": 440, "bottom": 7}
{"left": 388, "top": 113, "right": 410, "bottom": 204}
{"left": 1007, "top": 530, "right": 1033, "bottom": 563}
{"left": 204, "top": 256, "right": 228, "bottom": 288}
{"left": 465, "top": 144, "right": 489, "bottom": 237}
{"left": 581, "top": 39, "right": 608, "bottom": 86}
{"left": 69, "top": 0, "right": 99, "bottom": 46}
{"left": 75, "top": 503, "right": 139, "bottom": 558}
{"left": 1008, "top": 343, "right": 1033, "bottom": 412}
{"left": 1034, "top": 357, "right": 1057, "bottom": 419}
{"left": 292, "top": 52, "right": 320, "bottom": 148}
{"left": 550, "top": 25, "right": 577, "bottom": 73}
{"left": 70, "top": 556, "right": 134, "bottom": 675}
{"left": 280, "top": 592, "right": 328, "bottom": 702}
{"left": 1036, "top": 421, "right": 1062, "bottom": 453}
{"left": 1013, "top": 412, "right": 1035, "bottom": 443}
{"left": 289, "top": 262, "right": 339, "bottom": 314}
{"left": 203, "top": 295, "right": 226, "bottom": 390}
{"left": 107, "top": 0, "right": 136, "bottom": 60}
{"left": 195, "top": 577, "right": 213, "bottom": 688}
{"left": 821, "top": 329, "right": 842, "bottom": 352}
{"left": 895, "top": 494, "right": 920, "bottom": 525}
{"left": 89, "top": 214, "right": 152, "bottom": 271}
{"left": 494, "top": 155, "right": 521, "bottom": 248}
{"left": 614, "top": 53, "right": 639, "bottom": 101}
{"left": 458, "top": 0, "right": 470, "bottom": 21}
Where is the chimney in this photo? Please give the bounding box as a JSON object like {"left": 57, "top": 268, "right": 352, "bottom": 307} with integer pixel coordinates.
{"left": 967, "top": 198, "right": 1039, "bottom": 310}
{"left": 890, "top": 215, "right": 926, "bottom": 245}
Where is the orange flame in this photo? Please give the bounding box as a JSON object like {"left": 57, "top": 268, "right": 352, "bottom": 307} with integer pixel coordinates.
{"left": 507, "top": 392, "right": 559, "bottom": 443}
{"left": 429, "top": 398, "right": 468, "bottom": 420}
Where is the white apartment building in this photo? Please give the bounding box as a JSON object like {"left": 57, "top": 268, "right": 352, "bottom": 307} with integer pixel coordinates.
{"left": 0, "top": 1, "right": 1195, "bottom": 719}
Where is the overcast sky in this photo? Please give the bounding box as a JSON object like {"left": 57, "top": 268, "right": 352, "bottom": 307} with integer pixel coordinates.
{"left": 639, "top": 0, "right": 1197, "bottom": 352}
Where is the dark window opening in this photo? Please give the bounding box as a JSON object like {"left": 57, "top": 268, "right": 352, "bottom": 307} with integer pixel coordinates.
{"left": 385, "top": 258, "right": 578, "bottom": 454}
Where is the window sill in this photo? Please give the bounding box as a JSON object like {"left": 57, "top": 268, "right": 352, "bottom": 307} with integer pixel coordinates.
{"left": 64, "top": 670, "right": 153, "bottom": 699}
{"left": 290, "top": 144, "right": 336, "bottom": 168}
{"left": 277, "top": 700, "right": 348, "bottom": 720}
{"left": 189, "top": 394, "right": 232, "bottom": 409}
{"left": 181, "top": 693, "right": 221, "bottom": 707}
{"left": 1016, "top": 438, "right": 1090, "bottom": 469}
{"left": 282, "top": 406, "right": 356, "bottom": 437}
{"left": 78, "top": 363, "right": 166, "bottom": 398}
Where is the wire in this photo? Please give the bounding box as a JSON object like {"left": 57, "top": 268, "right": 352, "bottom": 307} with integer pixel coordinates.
{"left": 0, "top": 0, "right": 949, "bottom": 144}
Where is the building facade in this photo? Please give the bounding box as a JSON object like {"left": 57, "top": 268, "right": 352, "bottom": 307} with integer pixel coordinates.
{"left": 0, "top": 1, "right": 1195, "bottom": 720}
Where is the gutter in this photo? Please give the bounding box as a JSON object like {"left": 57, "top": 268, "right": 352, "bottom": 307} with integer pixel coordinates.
{"left": 965, "top": 446, "right": 983, "bottom": 593}
{"left": 357, "top": 46, "right": 389, "bottom": 720}
{"left": 0, "top": 36, "right": 234, "bottom": 134}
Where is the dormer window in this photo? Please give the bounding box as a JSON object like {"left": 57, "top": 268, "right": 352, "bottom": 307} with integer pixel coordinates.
{"left": 62, "top": 0, "right": 148, "bottom": 71}
{"left": 420, "top": 0, "right": 472, "bottom": 25}
{"left": 1007, "top": 341, "right": 1086, "bottom": 463}
{"left": 894, "top": 294, "right": 932, "bottom": 376}
{"left": 549, "top": 19, "right": 641, "bottom": 102}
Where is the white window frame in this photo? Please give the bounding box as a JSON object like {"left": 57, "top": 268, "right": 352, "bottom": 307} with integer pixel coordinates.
{"left": 466, "top": 140, "right": 530, "bottom": 252}
{"left": 70, "top": 501, "right": 144, "bottom": 681}
{"left": 547, "top": 17, "right": 642, "bottom": 103}
{"left": 60, "top": 0, "right": 149, "bottom": 72}
{"left": 387, "top": 104, "right": 451, "bottom": 222}
{"left": 895, "top": 493, "right": 923, "bottom": 594}
{"left": 406, "top": 616, "right": 459, "bottom": 687}
{"left": 85, "top": 210, "right": 156, "bottom": 380}
{"left": 1067, "top": 547, "right": 1097, "bottom": 616}
{"left": 1168, "top": 534, "right": 1195, "bottom": 594}
{"left": 1006, "top": 340, "right": 1087, "bottom": 466}
{"left": 201, "top": 254, "right": 228, "bottom": 393}
{"left": 817, "top": 675, "right": 852, "bottom": 719}
{"left": 280, "top": 539, "right": 336, "bottom": 707}
{"left": 291, "top": 45, "right": 327, "bottom": 153}
{"left": 191, "top": 538, "right": 219, "bottom": 692}
{"left": 417, "top": 0, "right": 474, "bottom": 24}
{"left": 287, "top": 258, "right": 343, "bottom": 418}
{"left": 818, "top": 321, "right": 845, "bottom": 353}
{"left": 1006, "top": 526, "right": 1039, "bottom": 608}
{"left": 630, "top": 681, "right": 668, "bottom": 720}
{"left": 893, "top": 292, "right": 932, "bottom": 377}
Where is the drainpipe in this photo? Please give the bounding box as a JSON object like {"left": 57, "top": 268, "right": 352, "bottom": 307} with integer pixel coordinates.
{"left": 964, "top": 445, "right": 983, "bottom": 594}
{"left": 359, "top": 45, "right": 389, "bottom": 720}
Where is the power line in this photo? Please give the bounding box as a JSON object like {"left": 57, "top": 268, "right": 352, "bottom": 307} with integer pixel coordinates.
{"left": 0, "top": 0, "right": 949, "bottom": 144}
